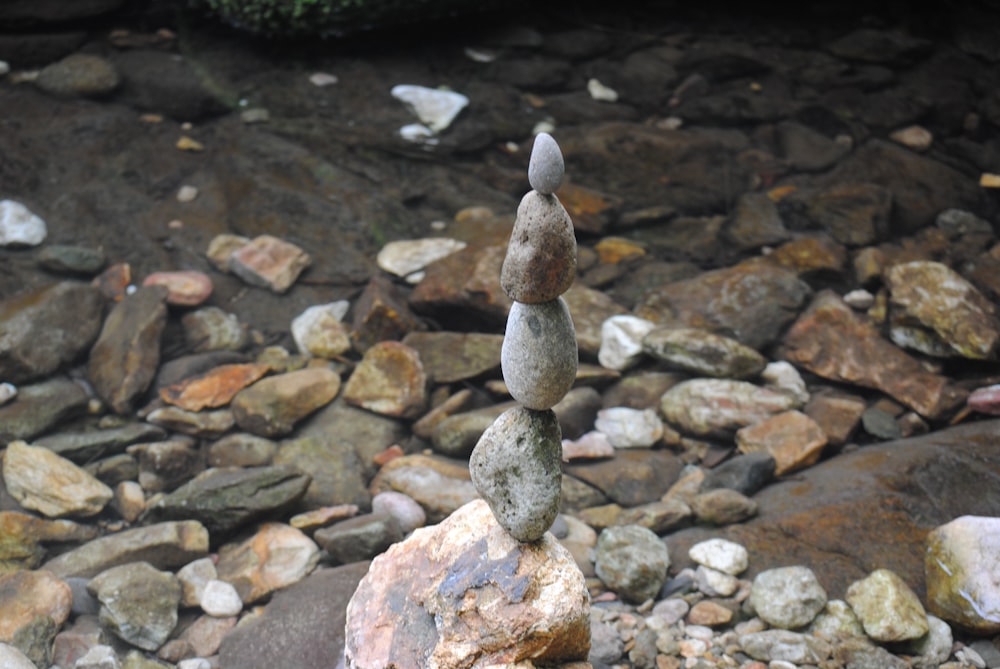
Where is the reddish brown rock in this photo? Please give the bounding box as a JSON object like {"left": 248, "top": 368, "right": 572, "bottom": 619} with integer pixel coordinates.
{"left": 342, "top": 341, "right": 427, "bottom": 419}
{"left": 0, "top": 511, "right": 98, "bottom": 574}
{"left": 160, "top": 363, "right": 271, "bottom": 411}
{"left": 345, "top": 499, "right": 590, "bottom": 668}
{"left": 409, "top": 244, "right": 511, "bottom": 329}
{"left": 228, "top": 235, "right": 311, "bottom": 293}
{"left": 351, "top": 275, "right": 424, "bottom": 353}
{"left": 804, "top": 390, "right": 867, "bottom": 446}
{"left": 231, "top": 367, "right": 341, "bottom": 437}
{"left": 500, "top": 191, "right": 578, "bottom": 304}
{"left": 0, "top": 570, "right": 72, "bottom": 641}
{"left": 769, "top": 237, "right": 848, "bottom": 275}
{"left": 778, "top": 291, "right": 967, "bottom": 419}
{"left": 142, "top": 270, "right": 213, "bottom": 306}
{"left": 87, "top": 285, "right": 168, "bottom": 414}
{"left": 735, "top": 410, "right": 828, "bottom": 476}
{"left": 215, "top": 523, "right": 320, "bottom": 604}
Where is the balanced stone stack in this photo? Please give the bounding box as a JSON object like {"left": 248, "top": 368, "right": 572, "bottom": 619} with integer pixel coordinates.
{"left": 469, "top": 132, "right": 579, "bottom": 542}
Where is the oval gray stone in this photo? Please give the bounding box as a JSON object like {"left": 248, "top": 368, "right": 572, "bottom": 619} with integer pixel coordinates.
{"left": 528, "top": 132, "right": 565, "bottom": 195}
{"left": 469, "top": 406, "right": 562, "bottom": 542}
{"left": 501, "top": 298, "right": 578, "bottom": 410}
{"left": 500, "top": 191, "right": 577, "bottom": 304}
{"left": 594, "top": 524, "right": 670, "bottom": 604}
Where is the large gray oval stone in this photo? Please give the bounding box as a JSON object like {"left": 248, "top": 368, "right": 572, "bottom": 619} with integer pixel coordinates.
{"left": 469, "top": 407, "right": 562, "bottom": 542}
{"left": 502, "top": 298, "right": 578, "bottom": 410}
{"left": 500, "top": 191, "right": 577, "bottom": 304}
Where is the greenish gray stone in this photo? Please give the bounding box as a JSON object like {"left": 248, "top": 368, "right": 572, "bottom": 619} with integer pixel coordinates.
{"left": 501, "top": 298, "right": 578, "bottom": 410}
{"left": 431, "top": 403, "right": 512, "bottom": 458}
{"left": 313, "top": 512, "right": 403, "bottom": 564}
{"left": 642, "top": 327, "right": 767, "bottom": 379}
{"left": 846, "top": 569, "right": 929, "bottom": 642}
{"left": 750, "top": 566, "right": 827, "bottom": 629}
{"left": 469, "top": 407, "right": 562, "bottom": 542}
{"left": 11, "top": 615, "right": 56, "bottom": 668}
{"left": 36, "top": 423, "right": 167, "bottom": 464}
{"left": 274, "top": 435, "right": 370, "bottom": 510}
{"left": 147, "top": 466, "right": 310, "bottom": 535}
{"left": 0, "top": 377, "right": 89, "bottom": 446}
{"left": 88, "top": 562, "right": 181, "bottom": 651}
{"left": 594, "top": 524, "right": 670, "bottom": 603}
{"left": 35, "top": 54, "right": 120, "bottom": 98}
{"left": 36, "top": 244, "right": 107, "bottom": 275}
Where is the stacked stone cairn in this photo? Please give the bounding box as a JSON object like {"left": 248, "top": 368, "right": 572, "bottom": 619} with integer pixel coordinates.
{"left": 469, "top": 132, "right": 579, "bottom": 542}
{"left": 343, "top": 134, "right": 590, "bottom": 668}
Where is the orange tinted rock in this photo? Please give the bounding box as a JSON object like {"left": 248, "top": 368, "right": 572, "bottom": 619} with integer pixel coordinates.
{"left": 229, "top": 235, "right": 311, "bottom": 294}
{"left": 160, "top": 363, "right": 271, "bottom": 411}
{"left": 342, "top": 341, "right": 427, "bottom": 419}
{"left": 0, "top": 570, "right": 73, "bottom": 640}
{"left": 735, "top": 410, "right": 828, "bottom": 476}
{"left": 142, "top": 271, "right": 214, "bottom": 306}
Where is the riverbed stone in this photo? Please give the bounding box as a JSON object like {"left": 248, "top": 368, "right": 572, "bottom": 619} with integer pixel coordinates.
{"left": 0, "top": 377, "right": 90, "bottom": 445}
{"left": 845, "top": 568, "right": 929, "bottom": 642}
{"left": 0, "top": 281, "right": 104, "bottom": 384}
{"left": 750, "top": 566, "right": 827, "bottom": 629}
{"left": 500, "top": 191, "right": 577, "bottom": 304}
{"left": 598, "top": 314, "right": 656, "bottom": 371}
{"left": 342, "top": 341, "right": 427, "bottom": 418}
{"left": 642, "top": 326, "right": 767, "bottom": 379}
{"left": 231, "top": 367, "right": 341, "bottom": 437}
{"left": 0, "top": 569, "right": 73, "bottom": 645}
{"left": 290, "top": 302, "right": 352, "bottom": 358}
{"left": 660, "top": 378, "right": 802, "bottom": 438}
{"left": 87, "top": 285, "right": 168, "bottom": 414}
{"left": 228, "top": 235, "right": 311, "bottom": 293}
{"left": 735, "top": 410, "right": 828, "bottom": 476}
{"left": 925, "top": 515, "right": 1000, "bottom": 634}
{"left": 594, "top": 524, "right": 670, "bottom": 604}
{"left": 2, "top": 441, "right": 113, "bottom": 518}
{"left": 0, "top": 200, "right": 47, "bottom": 247}
{"left": 215, "top": 523, "right": 319, "bottom": 604}
{"left": 369, "top": 453, "right": 479, "bottom": 523}
{"left": 160, "top": 363, "right": 270, "bottom": 412}
{"left": 469, "top": 406, "right": 563, "bottom": 542}
{"left": 88, "top": 561, "right": 181, "bottom": 651}
{"left": 344, "top": 499, "right": 590, "bottom": 668}
{"left": 501, "top": 298, "right": 578, "bottom": 410}
{"left": 401, "top": 331, "right": 503, "bottom": 383}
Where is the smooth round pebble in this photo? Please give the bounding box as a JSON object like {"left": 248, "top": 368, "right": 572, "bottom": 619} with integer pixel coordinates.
{"left": 527, "top": 132, "right": 565, "bottom": 195}
{"left": 594, "top": 524, "right": 670, "bottom": 604}
{"left": 0, "top": 199, "right": 47, "bottom": 247}
{"left": 200, "top": 579, "right": 243, "bottom": 617}
{"left": 371, "top": 491, "right": 427, "bottom": 534}
{"left": 469, "top": 406, "right": 563, "bottom": 542}
{"left": 501, "top": 298, "right": 578, "bottom": 410}
{"left": 688, "top": 537, "right": 749, "bottom": 575}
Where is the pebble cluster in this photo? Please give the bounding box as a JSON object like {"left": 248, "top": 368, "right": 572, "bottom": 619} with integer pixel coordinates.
{"left": 469, "top": 132, "right": 579, "bottom": 542}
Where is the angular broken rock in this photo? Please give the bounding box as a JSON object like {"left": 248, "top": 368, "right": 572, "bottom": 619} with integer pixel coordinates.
{"left": 345, "top": 499, "right": 589, "bottom": 668}
{"left": 469, "top": 407, "right": 563, "bottom": 542}
{"left": 2, "top": 441, "right": 113, "bottom": 518}
{"left": 231, "top": 367, "right": 341, "bottom": 437}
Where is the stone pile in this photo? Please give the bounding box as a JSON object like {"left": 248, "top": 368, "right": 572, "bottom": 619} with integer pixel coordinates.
{"left": 470, "top": 132, "right": 580, "bottom": 543}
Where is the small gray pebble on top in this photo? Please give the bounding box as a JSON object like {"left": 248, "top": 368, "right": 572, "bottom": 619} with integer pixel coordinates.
{"left": 527, "top": 132, "right": 565, "bottom": 195}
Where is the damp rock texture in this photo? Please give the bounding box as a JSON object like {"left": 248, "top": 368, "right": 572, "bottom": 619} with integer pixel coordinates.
{"left": 473, "top": 132, "right": 579, "bottom": 542}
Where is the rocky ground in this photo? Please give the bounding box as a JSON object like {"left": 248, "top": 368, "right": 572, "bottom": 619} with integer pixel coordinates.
{"left": 3, "top": 1, "right": 1000, "bottom": 668}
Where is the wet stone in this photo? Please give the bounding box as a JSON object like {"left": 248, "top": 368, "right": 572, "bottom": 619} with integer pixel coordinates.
{"left": 181, "top": 307, "right": 249, "bottom": 353}
{"left": 228, "top": 235, "right": 311, "bottom": 294}
{"left": 375, "top": 238, "right": 467, "bottom": 279}
{"left": 500, "top": 191, "right": 578, "bottom": 304}
{"left": 214, "top": 522, "right": 319, "bottom": 604}
{"left": 594, "top": 524, "right": 670, "bottom": 604}
{"left": 689, "top": 538, "right": 749, "bottom": 576}
{"left": 0, "top": 281, "right": 105, "bottom": 384}
{"left": 566, "top": 449, "right": 682, "bottom": 507}
{"left": 144, "top": 406, "right": 235, "bottom": 439}
{"left": 469, "top": 406, "right": 563, "bottom": 542}
{"left": 845, "top": 568, "right": 929, "bottom": 642}
{"left": 642, "top": 327, "right": 767, "bottom": 379}
{"left": 206, "top": 433, "right": 277, "bottom": 468}
{"left": 660, "top": 378, "right": 802, "bottom": 439}
{"left": 35, "top": 422, "right": 166, "bottom": 464}
{"left": 0, "top": 511, "right": 97, "bottom": 574}
{"left": 43, "top": 520, "right": 209, "bottom": 579}
{"left": 2, "top": 441, "right": 113, "bottom": 518}
{"left": 129, "top": 438, "right": 203, "bottom": 492}
{"left": 313, "top": 512, "right": 403, "bottom": 564}
{"left": 594, "top": 407, "right": 663, "bottom": 448}
{"left": 88, "top": 561, "right": 181, "bottom": 651}
{"left": 231, "top": 367, "right": 341, "bottom": 437}
{"left": 147, "top": 465, "right": 310, "bottom": 536}
{"left": 700, "top": 452, "right": 776, "bottom": 496}
{"left": 690, "top": 488, "right": 758, "bottom": 525}
{"left": 750, "top": 566, "right": 827, "bottom": 629}
{"left": 925, "top": 515, "right": 1000, "bottom": 635}
{"left": 0, "top": 569, "right": 73, "bottom": 642}
{"left": 160, "top": 362, "right": 270, "bottom": 412}
{"left": 501, "top": 298, "right": 578, "bottom": 410}
{"left": 342, "top": 341, "right": 427, "bottom": 418}
{"left": 291, "top": 302, "right": 352, "bottom": 358}
{"left": 0, "top": 377, "right": 89, "bottom": 445}
{"left": 401, "top": 331, "right": 503, "bottom": 383}
{"left": 735, "top": 410, "right": 828, "bottom": 476}
{"left": 369, "top": 453, "right": 478, "bottom": 524}
{"left": 141, "top": 271, "right": 213, "bottom": 307}
{"left": 350, "top": 275, "right": 425, "bottom": 352}
{"left": 87, "top": 285, "right": 168, "bottom": 414}
{"left": 205, "top": 234, "right": 250, "bottom": 272}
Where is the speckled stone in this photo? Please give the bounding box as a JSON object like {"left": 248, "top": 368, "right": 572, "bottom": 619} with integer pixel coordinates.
{"left": 501, "top": 298, "right": 578, "bottom": 410}
{"left": 528, "top": 132, "right": 565, "bottom": 195}
{"left": 500, "top": 191, "right": 577, "bottom": 304}
{"left": 469, "top": 407, "right": 563, "bottom": 542}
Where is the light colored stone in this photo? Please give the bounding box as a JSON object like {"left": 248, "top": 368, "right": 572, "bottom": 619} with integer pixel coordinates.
{"left": 500, "top": 191, "right": 578, "bottom": 304}
{"left": 594, "top": 524, "right": 670, "bottom": 604}
{"left": 846, "top": 568, "right": 928, "bottom": 641}
{"left": 181, "top": 306, "right": 248, "bottom": 352}
{"left": 229, "top": 235, "right": 311, "bottom": 293}
{"left": 376, "top": 238, "right": 467, "bottom": 278}
{"left": 291, "top": 302, "right": 352, "bottom": 358}
{"left": 688, "top": 538, "right": 749, "bottom": 575}
{"left": 391, "top": 84, "right": 469, "bottom": 132}
{"left": 205, "top": 233, "right": 250, "bottom": 272}
{"left": 371, "top": 491, "right": 426, "bottom": 535}
{"left": 231, "top": 367, "right": 341, "bottom": 437}
{"left": 890, "top": 125, "right": 933, "bottom": 151}
{"left": 200, "top": 579, "right": 243, "bottom": 617}
{"left": 0, "top": 200, "right": 47, "bottom": 247}
{"left": 688, "top": 600, "right": 733, "bottom": 627}
{"left": 843, "top": 288, "right": 876, "bottom": 310}
{"left": 75, "top": 644, "right": 120, "bottom": 669}
{"left": 809, "top": 599, "right": 866, "bottom": 640}
{"left": 309, "top": 72, "right": 338, "bottom": 86}
{"left": 561, "top": 430, "right": 615, "bottom": 461}
{"left": 2, "top": 441, "right": 112, "bottom": 517}
{"left": 113, "top": 481, "right": 145, "bottom": 523}
{"left": 587, "top": 78, "right": 618, "bottom": 102}
{"left": 528, "top": 132, "right": 564, "bottom": 195}
{"left": 501, "top": 298, "right": 578, "bottom": 410}
{"left": 177, "top": 557, "right": 218, "bottom": 608}
{"left": 215, "top": 523, "right": 320, "bottom": 604}
{"left": 594, "top": 407, "right": 663, "bottom": 448}
{"left": 342, "top": 341, "right": 427, "bottom": 418}
{"left": 142, "top": 270, "right": 212, "bottom": 306}
{"left": 598, "top": 315, "right": 656, "bottom": 371}
{"left": 0, "top": 382, "right": 16, "bottom": 406}
{"left": 760, "top": 360, "right": 810, "bottom": 405}
{"left": 905, "top": 615, "right": 954, "bottom": 669}
{"left": 925, "top": 515, "right": 1000, "bottom": 634}
{"left": 660, "top": 378, "right": 801, "bottom": 438}
{"left": 750, "top": 566, "right": 827, "bottom": 629}
{"left": 345, "top": 499, "right": 589, "bottom": 668}
{"left": 738, "top": 630, "right": 825, "bottom": 664}
{"left": 469, "top": 407, "right": 562, "bottom": 542}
